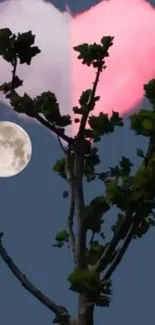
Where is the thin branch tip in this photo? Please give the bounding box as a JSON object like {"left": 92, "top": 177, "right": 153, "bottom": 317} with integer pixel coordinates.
{"left": 0, "top": 232, "right": 4, "bottom": 241}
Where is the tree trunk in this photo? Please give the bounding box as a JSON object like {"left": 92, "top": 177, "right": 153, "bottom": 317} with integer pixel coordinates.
{"left": 78, "top": 294, "right": 94, "bottom": 325}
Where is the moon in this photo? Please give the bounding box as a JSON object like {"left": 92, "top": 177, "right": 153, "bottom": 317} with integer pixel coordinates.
{"left": 0, "top": 121, "right": 32, "bottom": 177}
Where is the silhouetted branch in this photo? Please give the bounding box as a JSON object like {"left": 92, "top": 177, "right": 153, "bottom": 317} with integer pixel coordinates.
{"left": 65, "top": 151, "right": 76, "bottom": 264}
{"left": 77, "top": 63, "right": 103, "bottom": 138}
{"left": 9, "top": 59, "right": 74, "bottom": 146}
{"left": 68, "top": 181, "right": 76, "bottom": 264}
{"left": 0, "top": 233, "right": 71, "bottom": 325}
{"left": 57, "top": 135, "right": 68, "bottom": 153}
{"left": 31, "top": 111, "right": 74, "bottom": 145}
{"left": 93, "top": 210, "right": 133, "bottom": 273}
{"left": 102, "top": 225, "right": 133, "bottom": 280}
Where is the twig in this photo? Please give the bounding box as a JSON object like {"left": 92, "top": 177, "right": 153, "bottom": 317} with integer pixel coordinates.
{"left": 11, "top": 56, "right": 18, "bottom": 92}
{"left": 102, "top": 225, "right": 133, "bottom": 280}
{"left": 77, "top": 62, "right": 103, "bottom": 138}
{"left": 33, "top": 112, "right": 73, "bottom": 145}
{"left": 87, "top": 231, "right": 95, "bottom": 265}
{"left": 57, "top": 135, "right": 68, "bottom": 154}
{"left": 93, "top": 210, "right": 133, "bottom": 273}
{"left": 89, "top": 231, "right": 95, "bottom": 248}
{"left": 0, "top": 233, "right": 70, "bottom": 325}
{"left": 68, "top": 181, "right": 76, "bottom": 264}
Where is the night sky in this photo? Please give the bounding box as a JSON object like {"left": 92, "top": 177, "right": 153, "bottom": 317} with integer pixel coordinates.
{"left": 0, "top": 1, "right": 155, "bottom": 325}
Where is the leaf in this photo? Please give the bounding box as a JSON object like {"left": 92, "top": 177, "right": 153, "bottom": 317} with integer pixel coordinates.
{"left": 88, "top": 112, "right": 114, "bottom": 136}
{"left": 85, "top": 196, "right": 110, "bottom": 232}
{"left": 72, "top": 106, "right": 84, "bottom": 114}
{"left": 109, "top": 165, "right": 120, "bottom": 178}
{"left": 134, "top": 219, "right": 150, "bottom": 238}
{"left": 130, "top": 109, "right": 155, "bottom": 136}
{"left": 73, "top": 36, "right": 113, "bottom": 67}
{"left": 34, "top": 91, "right": 60, "bottom": 120}
{"left": 55, "top": 230, "right": 69, "bottom": 242}
{"left": 144, "top": 79, "right": 155, "bottom": 105}
{"left": 119, "top": 156, "right": 133, "bottom": 175}
{"left": 52, "top": 230, "right": 69, "bottom": 249}
{"left": 84, "top": 146, "right": 100, "bottom": 181}
{"left": 0, "top": 28, "right": 16, "bottom": 63}
{"left": 53, "top": 158, "right": 66, "bottom": 179}
{"left": 68, "top": 269, "right": 101, "bottom": 294}
{"left": 95, "top": 293, "right": 111, "bottom": 307}
{"left": 21, "top": 93, "right": 36, "bottom": 117}
{"left": 110, "top": 111, "right": 123, "bottom": 127}
{"left": 88, "top": 241, "right": 106, "bottom": 265}
{"left": 136, "top": 148, "right": 145, "bottom": 158}
{"left": 15, "top": 31, "right": 41, "bottom": 65}
{"left": 0, "top": 28, "right": 12, "bottom": 39}
{"left": 105, "top": 179, "right": 119, "bottom": 203}
{"left": 63, "top": 191, "right": 68, "bottom": 198}
{"left": 79, "top": 89, "right": 92, "bottom": 106}
{"left": 142, "top": 118, "right": 153, "bottom": 131}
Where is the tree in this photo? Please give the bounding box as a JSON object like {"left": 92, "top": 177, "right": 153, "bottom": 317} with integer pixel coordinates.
{"left": 0, "top": 27, "right": 155, "bottom": 325}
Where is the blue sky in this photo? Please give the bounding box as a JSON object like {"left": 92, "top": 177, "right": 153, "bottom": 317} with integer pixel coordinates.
{"left": 0, "top": 0, "right": 155, "bottom": 325}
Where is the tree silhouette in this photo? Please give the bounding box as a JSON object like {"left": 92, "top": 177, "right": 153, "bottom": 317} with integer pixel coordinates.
{"left": 0, "top": 27, "right": 155, "bottom": 325}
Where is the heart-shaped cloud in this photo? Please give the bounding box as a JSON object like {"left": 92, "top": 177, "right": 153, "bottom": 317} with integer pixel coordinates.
{"left": 0, "top": 0, "right": 155, "bottom": 137}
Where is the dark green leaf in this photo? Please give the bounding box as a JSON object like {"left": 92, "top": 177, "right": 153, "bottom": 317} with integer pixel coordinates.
{"left": 119, "top": 156, "right": 133, "bottom": 175}
{"left": 130, "top": 109, "right": 155, "bottom": 136}
{"left": 79, "top": 89, "right": 92, "bottom": 106}
{"left": 110, "top": 111, "right": 123, "bottom": 127}
{"left": 15, "top": 31, "right": 41, "bottom": 65}
{"left": 68, "top": 269, "right": 101, "bottom": 294}
{"left": 53, "top": 158, "right": 66, "bottom": 179}
{"left": 63, "top": 191, "right": 68, "bottom": 198}
{"left": 134, "top": 219, "right": 150, "bottom": 238}
{"left": 55, "top": 230, "right": 69, "bottom": 242}
{"left": 85, "top": 196, "right": 110, "bottom": 232}
{"left": 136, "top": 148, "right": 145, "bottom": 158}
{"left": 144, "top": 79, "right": 155, "bottom": 105}
{"left": 88, "top": 112, "right": 114, "bottom": 136}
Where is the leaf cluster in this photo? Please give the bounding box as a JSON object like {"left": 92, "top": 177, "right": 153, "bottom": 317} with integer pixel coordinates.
{"left": 68, "top": 268, "right": 112, "bottom": 306}
{"left": 0, "top": 28, "right": 40, "bottom": 65}
{"left": 52, "top": 230, "right": 69, "bottom": 248}
{"left": 73, "top": 36, "right": 114, "bottom": 68}
{"left": 85, "top": 196, "right": 110, "bottom": 233}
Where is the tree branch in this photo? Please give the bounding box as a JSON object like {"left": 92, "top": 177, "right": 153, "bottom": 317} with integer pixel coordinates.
{"left": 65, "top": 149, "right": 76, "bottom": 265}
{"left": 57, "top": 135, "right": 68, "bottom": 154}
{"left": 94, "top": 133, "right": 155, "bottom": 274}
{"left": 68, "top": 181, "right": 76, "bottom": 265}
{"left": 93, "top": 210, "right": 133, "bottom": 273}
{"left": 102, "top": 224, "right": 133, "bottom": 280}
{"left": 77, "top": 62, "right": 103, "bottom": 138}
{"left": 74, "top": 150, "right": 86, "bottom": 269}
{"left": 8, "top": 58, "right": 74, "bottom": 146}
{"left": 0, "top": 233, "right": 71, "bottom": 325}
{"left": 32, "top": 111, "right": 74, "bottom": 145}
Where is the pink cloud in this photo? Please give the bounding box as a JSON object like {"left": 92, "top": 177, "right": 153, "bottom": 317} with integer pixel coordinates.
{"left": 72, "top": 0, "right": 155, "bottom": 124}
{"left": 0, "top": 0, "right": 155, "bottom": 137}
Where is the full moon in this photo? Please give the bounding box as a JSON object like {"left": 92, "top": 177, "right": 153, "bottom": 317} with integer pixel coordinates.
{"left": 0, "top": 121, "right": 32, "bottom": 177}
